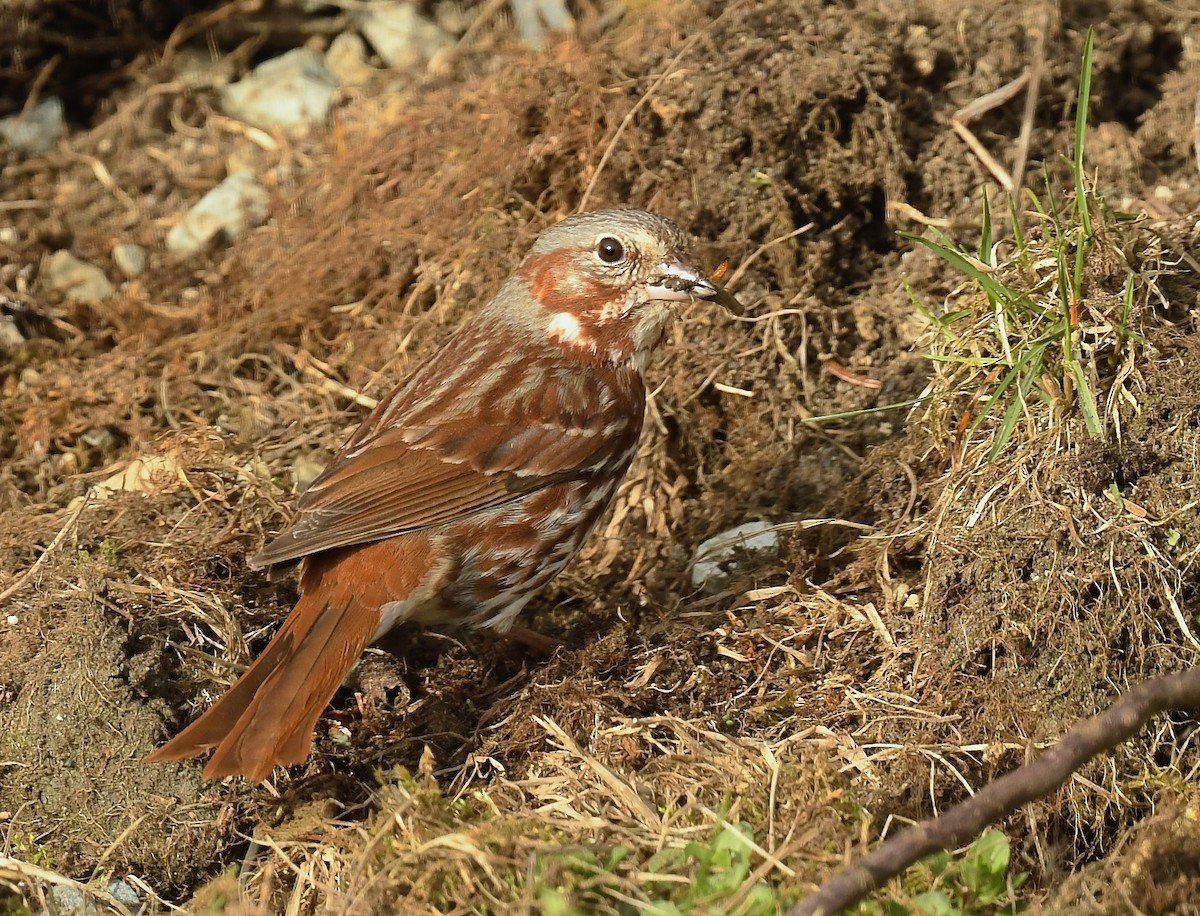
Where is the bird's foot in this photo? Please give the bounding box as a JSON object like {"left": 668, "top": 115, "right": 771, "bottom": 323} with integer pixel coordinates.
{"left": 502, "top": 623, "right": 568, "bottom": 653}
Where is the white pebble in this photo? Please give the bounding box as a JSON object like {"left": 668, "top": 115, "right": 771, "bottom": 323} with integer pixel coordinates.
{"left": 691, "top": 520, "right": 782, "bottom": 591}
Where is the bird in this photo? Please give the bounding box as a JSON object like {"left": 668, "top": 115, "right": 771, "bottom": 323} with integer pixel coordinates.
{"left": 148, "top": 208, "right": 739, "bottom": 781}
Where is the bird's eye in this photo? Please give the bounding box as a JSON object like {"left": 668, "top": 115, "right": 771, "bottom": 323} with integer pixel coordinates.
{"left": 596, "top": 236, "right": 625, "bottom": 264}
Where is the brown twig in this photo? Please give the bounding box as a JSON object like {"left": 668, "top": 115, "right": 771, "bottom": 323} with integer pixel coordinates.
{"left": 0, "top": 856, "right": 132, "bottom": 916}
{"left": 452, "top": 0, "right": 510, "bottom": 51}
{"left": 21, "top": 55, "right": 61, "bottom": 116}
{"left": 0, "top": 497, "right": 87, "bottom": 605}
{"left": 162, "top": 0, "right": 257, "bottom": 66}
{"left": 1194, "top": 78, "right": 1200, "bottom": 177}
{"left": 725, "top": 223, "right": 813, "bottom": 290}
{"left": 788, "top": 666, "right": 1200, "bottom": 916}
{"left": 951, "top": 71, "right": 1031, "bottom": 192}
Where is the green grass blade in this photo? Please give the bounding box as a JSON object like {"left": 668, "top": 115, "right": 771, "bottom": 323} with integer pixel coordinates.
{"left": 986, "top": 349, "right": 1047, "bottom": 461}
{"left": 989, "top": 390, "right": 1026, "bottom": 461}
{"left": 1118, "top": 271, "right": 1135, "bottom": 342}
{"left": 1072, "top": 224, "right": 1087, "bottom": 303}
{"left": 1025, "top": 186, "right": 1048, "bottom": 219}
{"left": 1069, "top": 361, "right": 1103, "bottom": 436}
{"left": 903, "top": 233, "right": 1021, "bottom": 311}
{"left": 1074, "top": 28, "right": 1095, "bottom": 239}
{"left": 940, "top": 308, "right": 976, "bottom": 324}
{"left": 1041, "top": 164, "right": 1060, "bottom": 221}
{"left": 801, "top": 396, "right": 930, "bottom": 424}
{"left": 969, "top": 340, "right": 1045, "bottom": 436}
{"left": 925, "top": 354, "right": 1005, "bottom": 367}
{"left": 903, "top": 277, "right": 940, "bottom": 327}
{"left": 1057, "top": 239, "right": 1074, "bottom": 321}
{"left": 980, "top": 187, "right": 994, "bottom": 266}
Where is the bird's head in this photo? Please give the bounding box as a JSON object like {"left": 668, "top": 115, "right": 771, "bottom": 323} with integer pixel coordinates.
{"left": 498, "top": 209, "right": 738, "bottom": 369}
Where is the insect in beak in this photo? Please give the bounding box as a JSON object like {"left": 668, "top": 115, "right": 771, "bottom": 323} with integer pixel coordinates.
{"left": 642, "top": 255, "right": 743, "bottom": 314}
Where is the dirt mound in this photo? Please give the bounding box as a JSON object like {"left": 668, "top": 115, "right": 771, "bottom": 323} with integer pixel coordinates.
{"left": 2, "top": 0, "right": 1200, "bottom": 911}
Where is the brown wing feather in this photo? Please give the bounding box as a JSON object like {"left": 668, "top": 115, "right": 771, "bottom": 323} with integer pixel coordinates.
{"left": 252, "top": 352, "right": 641, "bottom": 570}
{"left": 252, "top": 438, "right": 528, "bottom": 567}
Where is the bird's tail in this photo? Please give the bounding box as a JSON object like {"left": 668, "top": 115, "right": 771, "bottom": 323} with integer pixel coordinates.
{"left": 147, "top": 561, "right": 381, "bottom": 782}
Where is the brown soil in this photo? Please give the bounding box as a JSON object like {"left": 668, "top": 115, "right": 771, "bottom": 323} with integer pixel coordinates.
{"left": 2, "top": 0, "right": 1199, "bottom": 912}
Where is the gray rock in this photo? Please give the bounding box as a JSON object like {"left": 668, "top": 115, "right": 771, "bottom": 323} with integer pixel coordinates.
{"left": 220, "top": 48, "right": 338, "bottom": 132}
{"left": 690, "top": 521, "right": 782, "bottom": 591}
{"left": 326, "top": 32, "right": 377, "bottom": 86}
{"left": 511, "top": 0, "right": 575, "bottom": 49}
{"left": 0, "top": 315, "right": 24, "bottom": 353}
{"left": 106, "top": 879, "right": 142, "bottom": 913}
{"left": 42, "top": 878, "right": 142, "bottom": 915}
{"left": 166, "top": 171, "right": 269, "bottom": 255}
{"left": 358, "top": 3, "right": 452, "bottom": 70}
{"left": 0, "top": 97, "right": 65, "bottom": 154}
{"left": 42, "top": 251, "right": 114, "bottom": 301}
{"left": 112, "top": 242, "right": 148, "bottom": 278}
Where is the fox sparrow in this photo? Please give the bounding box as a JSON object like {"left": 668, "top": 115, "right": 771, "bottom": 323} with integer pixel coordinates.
{"left": 148, "top": 208, "right": 738, "bottom": 781}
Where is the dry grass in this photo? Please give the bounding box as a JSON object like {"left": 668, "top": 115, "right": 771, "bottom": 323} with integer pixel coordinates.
{"left": 850, "top": 183, "right": 1200, "bottom": 895}
{"left": 3, "top": 2, "right": 1200, "bottom": 914}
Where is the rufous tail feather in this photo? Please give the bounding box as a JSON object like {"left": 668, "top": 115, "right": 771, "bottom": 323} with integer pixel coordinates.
{"left": 147, "top": 567, "right": 380, "bottom": 781}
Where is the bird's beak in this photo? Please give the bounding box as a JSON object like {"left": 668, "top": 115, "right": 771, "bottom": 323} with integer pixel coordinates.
{"left": 643, "top": 255, "right": 743, "bottom": 314}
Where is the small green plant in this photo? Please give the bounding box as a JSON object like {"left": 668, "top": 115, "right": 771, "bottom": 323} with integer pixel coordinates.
{"left": 535, "top": 822, "right": 785, "bottom": 915}
{"left": 7, "top": 833, "right": 53, "bottom": 870}
{"left": 99, "top": 538, "right": 120, "bottom": 563}
{"left": 0, "top": 890, "right": 29, "bottom": 916}
{"left": 855, "top": 830, "right": 1028, "bottom": 916}
{"left": 902, "top": 28, "right": 1147, "bottom": 462}
{"left": 536, "top": 846, "right": 633, "bottom": 916}
{"left": 642, "top": 821, "right": 780, "bottom": 914}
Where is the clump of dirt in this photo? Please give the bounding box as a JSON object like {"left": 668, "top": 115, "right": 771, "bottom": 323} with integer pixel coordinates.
{"left": 2, "top": 0, "right": 1200, "bottom": 911}
{"left": 1054, "top": 794, "right": 1200, "bottom": 913}
{"left": 0, "top": 443, "right": 271, "bottom": 892}
{"left": 1, "top": 1, "right": 211, "bottom": 119}
{"left": 813, "top": 213, "right": 1200, "bottom": 878}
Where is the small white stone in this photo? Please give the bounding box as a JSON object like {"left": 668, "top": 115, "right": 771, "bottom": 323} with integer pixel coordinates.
{"left": 220, "top": 48, "right": 338, "bottom": 132}
{"left": 0, "top": 318, "right": 23, "bottom": 353}
{"left": 691, "top": 521, "right": 782, "bottom": 591}
{"left": 104, "top": 879, "right": 141, "bottom": 912}
{"left": 166, "top": 171, "right": 269, "bottom": 255}
{"left": 112, "top": 242, "right": 148, "bottom": 278}
{"left": 42, "top": 250, "right": 114, "bottom": 301}
{"left": 358, "top": 3, "right": 452, "bottom": 70}
{"left": 5, "top": 615, "right": 17, "bottom": 626}
{"left": 0, "top": 97, "right": 65, "bottom": 154}
{"left": 326, "top": 32, "right": 377, "bottom": 86}
{"left": 511, "top": 0, "right": 575, "bottom": 49}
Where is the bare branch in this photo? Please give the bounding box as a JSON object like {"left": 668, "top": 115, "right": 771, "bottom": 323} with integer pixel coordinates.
{"left": 789, "top": 667, "right": 1200, "bottom": 916}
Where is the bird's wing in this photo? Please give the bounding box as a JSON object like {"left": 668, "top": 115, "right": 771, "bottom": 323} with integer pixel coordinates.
{"left": 251, "top": 384, "right": 636, "bottom": 569}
